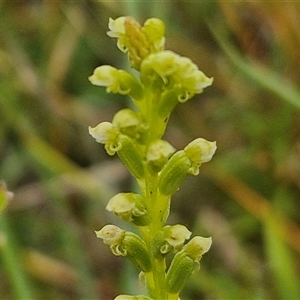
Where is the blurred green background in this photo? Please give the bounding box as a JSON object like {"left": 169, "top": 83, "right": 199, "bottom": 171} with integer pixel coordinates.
{"left": 1, "top": 1, "right": 300, "bottom": 299}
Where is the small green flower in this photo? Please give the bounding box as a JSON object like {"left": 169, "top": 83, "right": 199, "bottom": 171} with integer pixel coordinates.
{"left": 89, "top": 123, "right": 145, "bottom": 178}
{"left": 89, "top": 65, "right": 118, "bottom": 88}
{"left": 183, "top": 236, "right": 212, "bottom": 261}
{"left": 166, "top": 236, "right": 212, "bottom": 294}
{"left": 107, "top": 17, "right": 126, "bottom": 38}
{"left": 112, "top": 108, "right": 146, "bottom": 141}
{"left": 95, "top": 224, "right": 125, "bottom": 246}
{"left": 88, "top": 122, "right": 119, "bottom": 144}
{"left": 184, "top": 138, "right": 217, "bottom": 164}
{"left": 162, "top": 224, "right": 191, "bottom": 253}
{"left": 146, "top": 139, "right": 176, "bottom": 172}
{"left": 141, "top": 51, "right": 213, "bottom": 100}
{"left": 158, "top": 137, "right": 216, "bottom": 196}
{"left": 89, "top": 65, "right": 143, "bottom": 100}
{"left": 141, "top": 51, "right": 178, "bottom": 85}
{"left": 184, "top": 138, "right": 217, "bottom": 175}
{"left": 96, "top": 225, "right": 151, "bottom": 272}
{"left": 88, "top": 122, "right": 122, "bottom": 155}
{"left": 106, "top": 193, "right": 150, "bottom": 226}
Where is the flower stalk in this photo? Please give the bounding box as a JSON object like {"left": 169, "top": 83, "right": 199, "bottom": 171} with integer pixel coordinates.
{"left": 89, "top": 16, "right": 216, "bottom": 300}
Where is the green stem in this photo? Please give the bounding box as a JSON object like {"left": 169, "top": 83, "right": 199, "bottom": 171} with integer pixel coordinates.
{"left": 139, "top": 171, "right": 169, "bottom": 299}
{"left": 136, "top": 87, "right": 176, "bottom": 299}
{"left": 151, "top": 258, "right": 168, "bottom": 299}
{"left": 142, "top": 88, "right": 167, "bottom": 143}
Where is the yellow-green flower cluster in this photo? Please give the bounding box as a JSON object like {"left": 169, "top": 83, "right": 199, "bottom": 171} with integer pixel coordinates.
{"left": 141, "top": 50, "right": 213, "bottom": 101}
{"left": 89, "top": 16, "right": 216, "bottom": 300}
{"left": 107, "top": 17, "right": 165, "bottom": 70}
{"left": 89, "top": 16, "right": 213, "bottom": 142}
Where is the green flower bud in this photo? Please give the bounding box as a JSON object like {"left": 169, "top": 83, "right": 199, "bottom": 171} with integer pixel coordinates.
{"left": 184, "top": 138, "right": 217, "bottom": 175}
{"left": 114, "top": 295, "right": 153, "bottom": 300}
{"left": 116, "top": 134, "right": 145, "bottom": 179}
{"left": 146, "top": 139, "right": 176, "bottom": 173}
{"left": 112, "top": 109, "right": 146, "bottom": 140}
{"left": 166, "top": 250, "right": 195, "bottom": 294}
{"left": 142, "top": 18, "right": 165, "bottom": 52}
{"left": 106, "top": 193, "right": 150, "bottom": 226}
{"left": 89, "top": 65, "right": 143, "bottom": 100}
{"left": 158, "top": 150, "right": 191, "bottom": 196}
{"left": 96, "top": 226, "right": 151, "bottom": 272}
